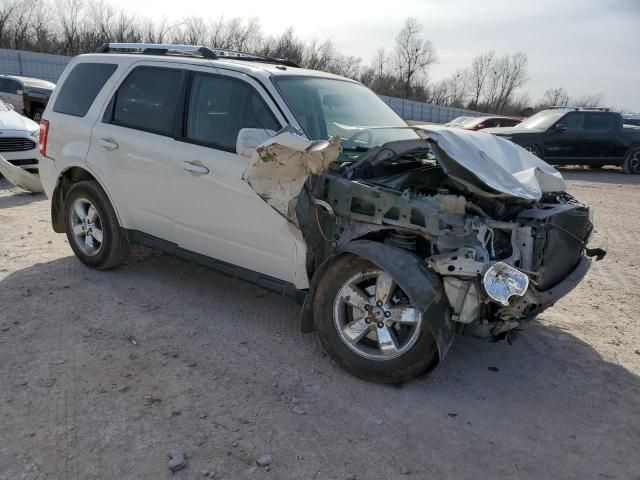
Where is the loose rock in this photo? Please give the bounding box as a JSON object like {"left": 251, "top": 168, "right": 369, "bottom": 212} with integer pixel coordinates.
{"left": 256, "top": 454, "right": 272, "bottom": 467}
{"left": 168, "top": 450, "right": 187, "bottom": 472}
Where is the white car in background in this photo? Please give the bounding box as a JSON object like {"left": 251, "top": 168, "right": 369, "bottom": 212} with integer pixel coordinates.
{"left": 0, "top": 98, "right": 40, "bottom": 172}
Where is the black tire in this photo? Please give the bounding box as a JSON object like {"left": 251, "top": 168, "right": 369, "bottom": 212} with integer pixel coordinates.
{"left": 314, "top": 255, "right": 439, "bottom": 383}
{"left": 63, "top": 180, "right": 129, "bottom": 269}
{"left": 523, "top": 144, "right": 542, "bottom": 158}
{"left": 32, "top": 108, "right": 43, "bottom": 122}
{"left": 622, "top": 146, "right": 640, "bottom": 174}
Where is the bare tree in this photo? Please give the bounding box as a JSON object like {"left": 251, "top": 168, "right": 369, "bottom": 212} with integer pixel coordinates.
{"left": 542, "top": 87, "right": 569, "bottom": 107}
{"left": 468, "top": 51, "right": 495, "bottom": 108}
{"left": 572, "top": 93, "right": 604, "bottom": 107}
{"left": 394, "top": 17, "right": 437, "bottom": 99}
{"left": 55, "top": 0, "right": 85, "bottom": 55}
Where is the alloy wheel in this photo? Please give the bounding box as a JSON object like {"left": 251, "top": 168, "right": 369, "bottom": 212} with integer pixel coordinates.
{"left": 69, "top": 197, "right": 104, "bottom": 256}
{"left": 333, "top": 270, "right": 422, "bottom": 361}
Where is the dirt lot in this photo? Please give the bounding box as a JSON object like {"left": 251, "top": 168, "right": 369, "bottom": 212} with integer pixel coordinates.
{"left": 1, "top": 170, "right": 639, "bottom": 480}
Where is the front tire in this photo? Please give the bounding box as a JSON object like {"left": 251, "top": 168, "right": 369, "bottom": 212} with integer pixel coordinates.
{"left": 63, "top": 180, "right": 129, "bottom": 269}
{"left": 314, "top": 255, "right": 439, "bottom": 383}
{"left": 523, "top": 144, "right": 542, "bottom": 158}
{"left": 622, "top": 146, "right": 640, "bottom": 174}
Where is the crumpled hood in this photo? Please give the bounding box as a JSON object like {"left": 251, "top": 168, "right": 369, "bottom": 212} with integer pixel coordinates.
{"left": 415, "top": 124, "right": 565, "bottom": 201}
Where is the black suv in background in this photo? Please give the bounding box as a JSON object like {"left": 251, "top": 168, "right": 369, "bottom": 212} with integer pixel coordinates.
{"left": 0, "top": 74, "right": 55, "bottom": 121}
{"left": 484, "top": 108, "right": 640, "bottom": 174}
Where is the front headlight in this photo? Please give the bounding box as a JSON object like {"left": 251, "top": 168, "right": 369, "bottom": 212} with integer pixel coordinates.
{"left": 483, "top": 262, "right": 529, "bottom": 306}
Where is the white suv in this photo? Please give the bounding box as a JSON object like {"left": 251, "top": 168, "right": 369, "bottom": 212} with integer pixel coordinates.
{"left": 39, "top": 43, "right": 599, "bottom": 383}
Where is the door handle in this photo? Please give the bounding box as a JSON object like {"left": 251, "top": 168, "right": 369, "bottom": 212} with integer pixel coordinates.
{"left": 182, "top": 160, "right": 209, "bottom": 175}
{"left": 98, "top": 138, "right": 119, "bottom": 151}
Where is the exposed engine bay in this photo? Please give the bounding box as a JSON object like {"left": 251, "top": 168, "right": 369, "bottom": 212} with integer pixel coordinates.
{"left": 243, "top": 125, "right": 605, "bottom": 341}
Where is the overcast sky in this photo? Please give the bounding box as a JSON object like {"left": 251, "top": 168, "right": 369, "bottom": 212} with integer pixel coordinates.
{"left": 109, "top": 0, "right": 640, "bottom": 111}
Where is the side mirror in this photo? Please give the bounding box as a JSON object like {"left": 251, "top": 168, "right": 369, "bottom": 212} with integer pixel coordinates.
{"left": 236, "top": 128, "right": 276, "bottom": 158}
{"left": 475, "top": 124, "right": 485, "bottom": 130}
{"left": 554, "top": 124, "right": 567, "bottom": 132}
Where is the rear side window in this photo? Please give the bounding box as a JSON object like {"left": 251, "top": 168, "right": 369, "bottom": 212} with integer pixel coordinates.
{"left": 185, "top": 73, "right": 280, "bottom": 151}
{"left": 54, "top": 63, "right": 117, "bottom": 117}
{"left": 107, "top": 66, "right": 183, "bottom": 136}
{"left": 585, "top": 113, "right": 617, "bottom": 133}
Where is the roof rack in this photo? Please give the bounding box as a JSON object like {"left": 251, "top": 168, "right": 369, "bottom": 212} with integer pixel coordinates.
{"left": 549, "top": 106, "right": 610, "bottom": 112}
{"left": 95, "top": 43, "right": 299, "bottom": 67}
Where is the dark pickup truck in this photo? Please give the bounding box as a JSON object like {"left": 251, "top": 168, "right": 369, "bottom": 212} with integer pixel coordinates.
{"left": 484, "top": 108, "right": 640, "bottom": 174}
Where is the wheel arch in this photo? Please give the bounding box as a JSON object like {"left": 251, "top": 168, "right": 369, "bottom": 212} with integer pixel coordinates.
{"left": 300, "top": 239, "right": 455, "bottom": 363}
{"left": 51, "top": 166, "right": 123, "bottom": 233}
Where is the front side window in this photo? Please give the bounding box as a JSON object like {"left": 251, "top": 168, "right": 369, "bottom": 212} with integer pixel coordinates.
{"left": 108, "top": 66, "right": 183, "bottom": 136}
{"left": 185, "top": 73, "right": 280, "bottom": 151}
{"left": 54, "top": 63, "right": 117, "bottom": 117}
{"left": 560, "top": 112, "right": 585, "bottom": 131}
{"left": 273, "top": 76, "right": 417, "bottom": 158}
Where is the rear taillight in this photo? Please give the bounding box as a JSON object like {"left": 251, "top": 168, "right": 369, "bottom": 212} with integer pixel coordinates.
{"left": 39, "top": 119, "right": 49, "bottom": 156}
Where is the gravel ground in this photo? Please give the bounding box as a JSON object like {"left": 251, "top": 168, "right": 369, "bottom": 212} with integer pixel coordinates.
{"left": 1, "top": 170, "right": 639, "bottom": 480}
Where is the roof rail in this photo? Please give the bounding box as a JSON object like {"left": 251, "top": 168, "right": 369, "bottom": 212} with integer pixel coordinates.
{"left": 96, "top": 43, "right": 218, "bottom": 59}
{"left": 95, "top": 42, "right": 299, "bottom": 67}
{"left": 549, "top": 105, "right": 610, "bottom": 112}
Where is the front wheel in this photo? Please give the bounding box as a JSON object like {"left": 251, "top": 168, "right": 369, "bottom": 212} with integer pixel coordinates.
{"left": 314, "top": 255, "right": 439, "bottom": 383}
{"left": 63, "top": 180, "right": 129, "bottom": 269}
{"left": 523, "top": 144, "right": 542, "bottom": 158}
{"left": 622, "top": 146, "right": 640, "bottom": 174}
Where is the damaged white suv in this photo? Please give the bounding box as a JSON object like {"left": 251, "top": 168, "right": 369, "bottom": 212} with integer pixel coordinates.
{"left": 38, "top": 43, "right": 604, "bottom": 383}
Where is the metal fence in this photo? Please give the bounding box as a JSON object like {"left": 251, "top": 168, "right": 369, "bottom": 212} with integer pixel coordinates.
{"left": 0, "top": 49, "right": 487, "bottom": 124}
{"left": 0, "top": 49, "right": 71, "bottom": 83}
{"left": 379, "top": 95, "right": 486, "bottom": 124}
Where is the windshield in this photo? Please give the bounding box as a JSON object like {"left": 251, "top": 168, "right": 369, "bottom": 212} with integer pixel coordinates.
{"left": 516, "top": 110, "right": 565, "bottom": 130}
{"left": 272, "top": 76, "right": 418, "bottom": 159}
{"left": 447, "top": 116, "right": 471, "bottom": 125}
{"left": 460, "top": 117, "right": 483, "bottom": 127}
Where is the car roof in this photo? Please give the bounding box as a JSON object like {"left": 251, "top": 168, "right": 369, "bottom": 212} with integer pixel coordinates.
{"left": 0, "top": 74, "right": 56, "bottom": 89}
{"left": 473, "top": 115, "right": 521, "bottom": 121}
{"left": 76, "top": 52, "right": 359, "bottom": 83}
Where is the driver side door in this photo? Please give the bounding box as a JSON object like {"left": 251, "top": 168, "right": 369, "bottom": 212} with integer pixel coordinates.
{"left": 543, "top": 112, "right": 585, "bottom": 163}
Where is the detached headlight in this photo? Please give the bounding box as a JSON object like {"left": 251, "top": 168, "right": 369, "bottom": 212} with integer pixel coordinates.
{"left": 483, "top": 262, "right": 529, "bottom": 306}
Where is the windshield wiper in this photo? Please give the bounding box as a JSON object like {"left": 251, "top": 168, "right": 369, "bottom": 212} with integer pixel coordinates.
{"left": 341, "top": 145, "right": 370, "bottom": 153}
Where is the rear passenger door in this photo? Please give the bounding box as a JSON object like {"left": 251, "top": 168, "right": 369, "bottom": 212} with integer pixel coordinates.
{"left": 169, "top": 68, "right": 308, "bottom": 288}
{"left": 582, "top": 112, "right": 622, "bottom": 160}
{"left": 89, "top": 64, "right": 186, "bottom": 242}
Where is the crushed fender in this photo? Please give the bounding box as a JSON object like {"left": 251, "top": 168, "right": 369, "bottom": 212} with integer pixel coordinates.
{"left": 242, "top": 132, "right": 341, "bottom": 224}
{"left": 0, "top": 154, "right": 44, "bottom": 193}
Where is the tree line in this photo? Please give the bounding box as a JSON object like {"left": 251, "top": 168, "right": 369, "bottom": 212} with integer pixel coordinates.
{"left": 0, "top": 0, "right": 606, "bottom": 115}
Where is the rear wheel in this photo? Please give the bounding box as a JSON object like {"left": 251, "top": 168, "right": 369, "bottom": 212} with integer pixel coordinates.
{"left": 622, "top": 147, "right": 640, "bottom": 174}
{"left": 314, "top": 255, "right": 439, "bottom": 383}
{"left": 63, "top": 180, "right": 129, "bottom": 269}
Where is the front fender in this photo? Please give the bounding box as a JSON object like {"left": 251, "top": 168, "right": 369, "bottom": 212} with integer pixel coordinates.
{"left": 301, "top": 240, "right": 455, "bottom": 363}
